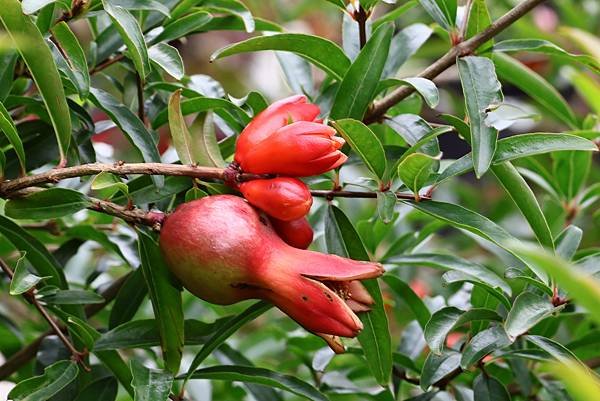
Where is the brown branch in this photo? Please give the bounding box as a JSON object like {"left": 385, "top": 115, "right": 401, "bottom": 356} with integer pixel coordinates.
{"left": 0, "top": 258, "right": 89, "bottom": 372}
{"left": 0, "top": 273, "right": 130, "bottom": 379}
{"left": 89, "top": 54, "right": 125, "bottom": 75}
{"left": 364, "top": 0, "right": 547, "bottom": 124}
{"left": 0, "top": 163, "right": 227, "bottom": 195}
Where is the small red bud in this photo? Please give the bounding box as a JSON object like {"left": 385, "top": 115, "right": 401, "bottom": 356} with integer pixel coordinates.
{"left": 239, "top": 177, "right": 312, "bottom": 221}
{"left": 269, "top": 216, "right": 314, "bottom": 249}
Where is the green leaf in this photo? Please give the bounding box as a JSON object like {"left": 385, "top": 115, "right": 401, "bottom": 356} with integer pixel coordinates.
{"left": 148, "top": 43, "right": 184, "bottom": 80}
{"left": 200, "top": 0, "right": 255, "bottom": 33}
{"left": 90, "top": 87, "right": 163, "bottom": 187}
{"left": 189, "top": 111, "right": 226, "bottom": 168}
{"left": 38, "top": 289, "right": 105, "bottom": 305}
{"left": 442, "top": 271, "right": 511, "bottom": 309}
{"left": 397, "top": 152, "right": 440, "bottom": 197}
{"left": 49, "top": 310, "right": 134, "bottom": 396}
{"left": 543, "top": 360, "right": 600, "bottom": 401}
{"left": 492, "top": 39, "right": 600, "bottom": 73}
{"left": 130, "top": 360, "right": 174, "bottom": 401}
{"left": 152, "top": 11, "right": 212, "bottom": 44}
{"left": 51, "top": 21, "right": 90, "bottom": 98}
{"left": 457, "top": 56, "right": 503, "bottom": 177}
{"left": 376, "top": 191, "right": 396, "bottom": 224}
{"left": 74, "top": 377, "right": 117, "bottom": 401}
{"left": 420, "top": 351, "right": 461, "bottom": 390}
{"left": 552, "top": 149, "right": 591, "bottom": 200}
{"left": 0, "top": 100, "right": 26, "bottom": 175}
{"left": 185, "top": 187, "right": 209, "bottom": 202}
{"left": 402, "top": 200, "right": 516, "bottom": 252}
{"left": 436, "top": 133, "right": 598, "bottom": 184}
{"left": 5, "top": 188, "right": 91, "bottom": 220}
{"left": 108, "top": 269, "right": 146, "bottom": 329}
{"left": 102, "top": 0, "right": 150, "bottom": 77}
{"left": 184, "top": 365, "right": 328, "bottom": 401}
{"left": 0, "top": 215, "right": 66, "bottom": 288}
{"left": 211, "top": 33, "right": 350, "bottom": 81}
{"left": 386, "top": 253, "right": 511, "bottom": 296}
{"left": 182, "top": 301, "right": 271, "bottom": 385}
{"left": 466, "top": 0, "right": 492, "bottom": 49}
{"left": 10, "top": 253, "right": 46, "bottom": 295}
{"left": 473, "top": 373, "right": 511, "bottom": 401}
{"left": 555, "top": 225, "right": 582, "bottom": 260}
{"left": 508, "top": 243, "right": 600, "bottom": 327}
{"left": 153, "top": 96, "right": 250, "bottom": 128}
{"left": 91, "top": 171, "right": 129, "bottom": 199}
{"left": 386, "top": 114, "right": 441, "bottom": 158}
{"left": 424, "top": 307, "right": 502, "bottom": 355}
{"left": 0, "top": 1, "right": 71, "bottom": 163}
{"left": 8, "top": 360, "right": 78, "bottom": 401}
{"left": 96, "top": 319, "right": 222, "bottom": 350}
{"left": 324, "top": 205, "right": 392, "bottom": 385}
{"left": 334, "top": 119, "right": 387, "bottom": 181}
{"left": 525, "top": 335, "right": 580, "bottom": 363}
{"left": 21, "top": 0, "right": 68, "bottom": 14}
{"left": 382, "top": 274, "right": 430, "bottom": 330}
{"left": 138, "top": 230, "right": 184, "bottom": 374}
{"left": 493, "top": 53, "right": 577, "bottom": 129}
{"left": 215, "top": 344, "right": 283, "bottom": 401}
{"left": 110, "top": 0, "right": 170, "bottom": 16}
{"left": 399, "top": 77, "right": 439, "bottom": 108}
{"left": 568, "top": 68, "right": 600, "bottom": 115}
{"left": 373, "top": 1, "right": 417, "bottom": 30}
{"left": 491, "top": 162, "right": 554, "bottom": 250}
{"left": 73, "top": 377, "right": 117, "bottom": 401}
{"left": 418, "top": 0, "right": 456, "bottom": 30}
{"left": 460, "top": 325, "right": 511, "bottom": 368}
{"left": 169, "top": 90, "right": 195, "bottom": 165}
{"left": 383, "top": 23, "right": 432, "bottom": 77}
{"left": 330, "top": 24, "right": 393, "bottom": 120}
{"left": 504, "top": 292, "right": 556, "bottom": 341}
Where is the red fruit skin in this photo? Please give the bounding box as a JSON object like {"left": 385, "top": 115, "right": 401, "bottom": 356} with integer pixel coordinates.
{"left": 239, "top": 177, "right": 312, "bottom": 221}
{"left": 234, "top": 95, "right": 347, "bottom": 177}
{"left": 269, "top": 217, "right": 314, "bottom": 249}
{"left": 159, "top": 195, "right": 383, "bottom": 338}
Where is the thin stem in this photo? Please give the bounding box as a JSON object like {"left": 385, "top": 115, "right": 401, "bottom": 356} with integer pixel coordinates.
{"left": 0, "top": 258, "right": 89, "bottom": 371}
{"left": 89, "top": 54, "right": 125, "bottom": 75}
{"left": 0, "top": 273, "right": 130, "bottom": 379}
{"left": 364, "top": 0, "right": 547, "bottom": 124}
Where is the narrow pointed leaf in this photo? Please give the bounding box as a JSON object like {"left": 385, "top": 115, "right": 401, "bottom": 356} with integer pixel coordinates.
{"left": 102, "top": 0, "right": 150, "bottom": 77}
{"left": 130, "top": 360, "right": 174, "bottom": 401}
{"left": 184, "top": 365, "right": 328, "bottom": 401}
{"left": 138, "top": 230, "right": 184, "bottom": 374}
{"left": 211, "top": 34, "right": 350, "bottom": 81}
{"left": 458, "top": 56, "right": 503, "bottom": 177}
{"left": 330, "top": 24, "right": 394, "bottom": 120}
{"left": 334, "top": 119, "right": 387, "bottom": 181}
{"left": 0, "top": 1, "right": 71, "bottom": 163}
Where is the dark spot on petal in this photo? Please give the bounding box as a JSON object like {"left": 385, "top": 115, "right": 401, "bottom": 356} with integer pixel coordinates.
{"left": 302, "top": 295, "right": 308, "bottom": 301}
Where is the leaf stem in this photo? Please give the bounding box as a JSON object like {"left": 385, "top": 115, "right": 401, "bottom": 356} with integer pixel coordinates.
{"left": 0, "top": 258, "right": 90, "bottom": 371}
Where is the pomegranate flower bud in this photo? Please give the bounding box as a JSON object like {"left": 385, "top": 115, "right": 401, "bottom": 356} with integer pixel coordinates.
{"left": 269, "top": 216, "right": 314, "bottom": 249}
{"left": 234, "top": 95, "right": 347, "bottom": 177}
{"left": 239, "top": 177, "right": 312, "bottom": 221}
{"left": 159, "top": 195, "right": 383, "bottom": 350}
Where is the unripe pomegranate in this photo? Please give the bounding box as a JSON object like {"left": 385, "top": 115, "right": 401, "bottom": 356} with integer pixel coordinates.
{"left": 269, "top": 216, "right": 314, "bottom": 249}
{"left": 239, "top": 177, "right": 312, "bottom": 221}
{"left": 159, "top": 195, "right": 383, "bottom": 340}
